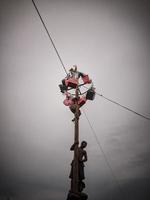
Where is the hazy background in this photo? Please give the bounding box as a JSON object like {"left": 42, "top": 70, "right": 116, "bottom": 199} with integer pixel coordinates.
{"left": 0, "top": 0, "right": 150, "bottom": 199}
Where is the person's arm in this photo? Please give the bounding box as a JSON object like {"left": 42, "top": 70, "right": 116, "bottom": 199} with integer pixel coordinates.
{"left": 82, "top": 151, "right": 88, "bottom": 162}
{"left": 70, "top": 142, "right": 79, "bottom": 151}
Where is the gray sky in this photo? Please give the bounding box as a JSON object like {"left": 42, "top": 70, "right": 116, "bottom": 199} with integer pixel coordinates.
{"left": 0, "top": 0, "right": 150, "bottom": 199}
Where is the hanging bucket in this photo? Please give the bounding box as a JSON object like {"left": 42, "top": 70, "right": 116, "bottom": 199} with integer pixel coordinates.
{"left": 59, "top": 84, "right": 67, "bottom": 93}
{"left": 86, "top": 88, "right": 96, "bottom": 100}
{"left": 65, "top": 78, "right": 78, "bottom": 88}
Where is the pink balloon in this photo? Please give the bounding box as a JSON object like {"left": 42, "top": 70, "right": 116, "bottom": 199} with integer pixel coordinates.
{"left": 63, "top": 99, "right": 70, "bottom": 106}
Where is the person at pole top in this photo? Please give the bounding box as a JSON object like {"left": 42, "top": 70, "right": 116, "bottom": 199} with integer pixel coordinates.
{"left": 69, "top": 65, "right": 84, "bottom": 79}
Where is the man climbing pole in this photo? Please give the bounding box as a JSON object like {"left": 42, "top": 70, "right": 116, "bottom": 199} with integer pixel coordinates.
{"left": 67, "top": 139, "right": 88, "bottom": 200}
{"left": 67, "top": 141, "right": 88, "bottom": 200}
{"left": 69, "top": 141, "right": 88, "bottom": 192}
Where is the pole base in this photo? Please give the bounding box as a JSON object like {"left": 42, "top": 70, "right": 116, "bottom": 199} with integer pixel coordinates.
{"left": 66, "top": 192, "right": 88, "bottom": 200}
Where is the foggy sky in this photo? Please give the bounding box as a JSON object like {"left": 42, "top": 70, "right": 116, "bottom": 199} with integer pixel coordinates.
{"left": 0, "top": 0, "right": 150, "bottom": 199}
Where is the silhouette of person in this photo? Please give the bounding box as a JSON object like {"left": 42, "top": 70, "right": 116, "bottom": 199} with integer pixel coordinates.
{"left": 67, "top": 141, "right": 88, "bottom": 200}
{"left": 69, "top": 141, "right": 88, "bottom": 187}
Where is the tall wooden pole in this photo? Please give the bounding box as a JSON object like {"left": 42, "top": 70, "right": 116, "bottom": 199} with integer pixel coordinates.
{"left": 72, "top": 86, "right": 79, "bottom": 194}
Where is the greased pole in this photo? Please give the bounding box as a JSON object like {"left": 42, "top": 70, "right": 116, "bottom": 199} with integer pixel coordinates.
{"left": 72, "top": 86, "right": 79, "bottom": 194}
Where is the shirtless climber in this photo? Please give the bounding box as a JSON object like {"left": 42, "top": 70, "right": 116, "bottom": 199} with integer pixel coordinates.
{"left": 69, "top": 141, "right": 88, "bottom": 191}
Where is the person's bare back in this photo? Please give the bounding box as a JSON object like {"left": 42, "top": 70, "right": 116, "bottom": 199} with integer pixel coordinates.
{"left": 78, "top": 146, "right": 87, "bottom": 163}
{"left": 70, "top": 141, "right": 88, "bottom": 181}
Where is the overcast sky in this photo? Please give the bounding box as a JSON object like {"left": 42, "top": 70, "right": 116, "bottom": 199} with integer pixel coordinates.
{"left": 0, "top": 0, "right": 150, "bottom": 199}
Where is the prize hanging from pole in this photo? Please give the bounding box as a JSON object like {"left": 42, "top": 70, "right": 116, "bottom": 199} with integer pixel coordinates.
{"left": 59, "top": 65, "right": 95, "bottom": 111}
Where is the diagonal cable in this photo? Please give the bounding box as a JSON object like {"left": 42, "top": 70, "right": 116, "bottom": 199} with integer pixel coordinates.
{"left": 96, "top": 92, "right": 150, "bottom": 121}
{"left": 83, "top": 85, "right": 150, "bottom": 121}
{"left": 31, "top": 0, "right": 68, "bottom": 75}
{"left": 82, "top": 109, "right": 127, "bottom": 199}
